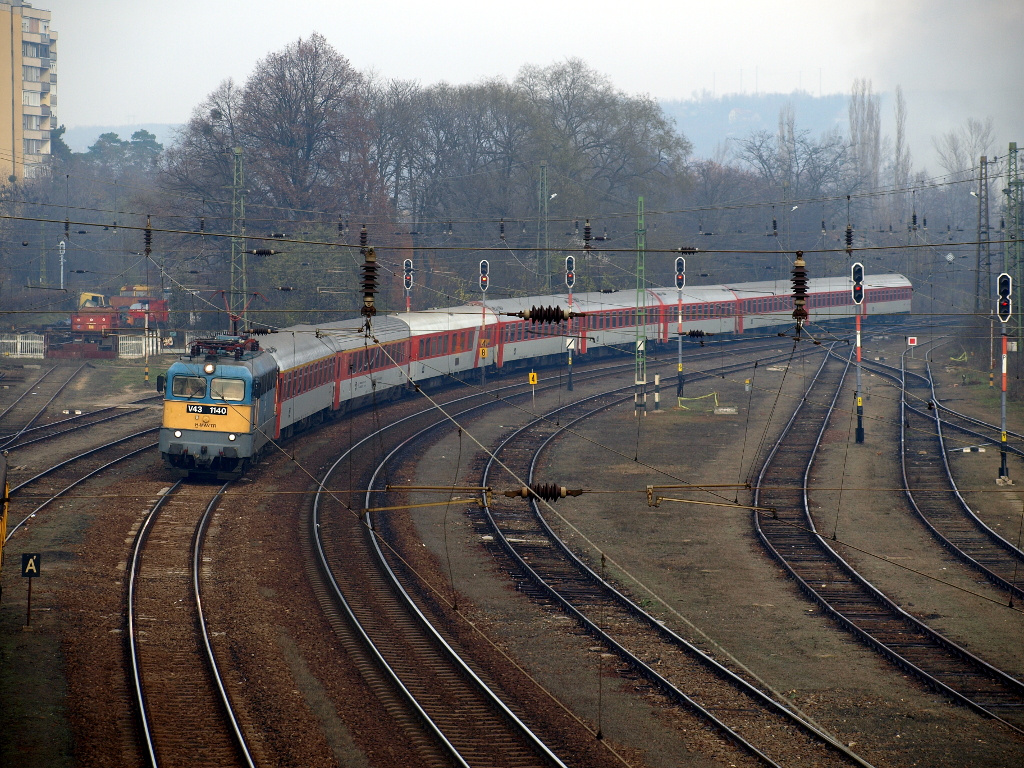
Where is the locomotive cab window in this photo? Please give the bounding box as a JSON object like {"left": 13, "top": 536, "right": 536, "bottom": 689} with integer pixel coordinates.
{"left": 172, "top": 375, "right": 207, "bottom": 398}
{"left": 211, "top": 378, "right": 246, "bottom": 401}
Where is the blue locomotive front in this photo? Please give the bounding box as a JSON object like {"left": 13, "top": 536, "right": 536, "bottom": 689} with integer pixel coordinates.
{"left": 159, "top": 336, "right": 278, "bottom": 477}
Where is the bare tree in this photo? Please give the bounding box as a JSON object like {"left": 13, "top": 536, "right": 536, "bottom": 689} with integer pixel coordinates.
{"left": 891, "top": 86, "right": 912, "bottom": 223}
{"left": 848, "top": 78, "right": 881, "bottom": 197}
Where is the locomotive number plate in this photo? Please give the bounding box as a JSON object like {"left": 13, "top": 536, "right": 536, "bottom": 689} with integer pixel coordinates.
{"left": 186, "top": 404, "right": 229, "bottom": 416}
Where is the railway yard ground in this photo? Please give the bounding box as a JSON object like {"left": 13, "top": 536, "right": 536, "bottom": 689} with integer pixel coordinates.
{"left": 3, "top": 334, "right": 1024, "bottom": 767}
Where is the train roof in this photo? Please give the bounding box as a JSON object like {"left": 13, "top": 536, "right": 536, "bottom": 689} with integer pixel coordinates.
{"left": 398, "top": 306, "right": 494, "bottom": 334}
{"left": 265, "top": 315, "right": 409, "bottom": 369}
{"left": 435, "top": 273, "right": 911, "bottom": 320}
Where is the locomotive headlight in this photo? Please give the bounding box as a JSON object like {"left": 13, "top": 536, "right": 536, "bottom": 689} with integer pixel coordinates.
{"left": 228, "top": 433, "right": 236, "bottom": 441}
{"left": 203, "top": 362, "right": 216, "bottom": 374}
{"left": 174, "top": 430, "right": 182, "bottom": 438}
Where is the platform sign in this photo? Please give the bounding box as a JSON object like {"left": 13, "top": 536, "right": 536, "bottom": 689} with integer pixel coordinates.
{"left": 907, "top": 336, "right": 918, "bottom": 347}
{"left": 21, "top": 552, "right": 40, "bottom": 627}
{"left": 21, "top": 553, "right": 40, "bottom": 577}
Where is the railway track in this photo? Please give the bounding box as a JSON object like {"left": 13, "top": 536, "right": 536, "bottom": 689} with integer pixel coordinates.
{"left": 303, "top": 344, "right": 810, "bottom": 766}
{"left": 4, "top": 429, "right": 158, "bottom": 542}
{"left": 0, "top": 393, "right": 161, "bottom": 452}
{"left": 754, "top": 347, "right": 1024, "bottom": 735}
{"left": 312, "top": 416, "right": 570, "bottom": 767}
{"left": 128, "top": 480, "right": 255, "bottom": 768}
{"left": 473, "top": 349, "right": 876, "bottom": 768}
{"left": 838, "top": 347, "right": 1024, "bottom": 602}
{"left": 0, "top": 362, "right": 88, "bottom": 447}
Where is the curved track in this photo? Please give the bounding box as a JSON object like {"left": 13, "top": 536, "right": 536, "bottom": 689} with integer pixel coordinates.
{"left": 843, "top": 348, "right": 1024, "bottom": 602}
{"left": 754, "top": 347, "right": 1024, "bottom": 734}
{"left": 475, "top": 357, "right": 876, "bottom": 768}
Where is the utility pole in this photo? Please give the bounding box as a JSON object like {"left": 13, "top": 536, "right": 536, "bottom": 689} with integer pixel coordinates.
{"left": 229, "top": 147, "right": 246, "bottom": 331}
{"left": 634, "top": 197, "right": 647, "bottom": 418}
{"left": 975, "top": 156, "right": 990, "bottom": 314}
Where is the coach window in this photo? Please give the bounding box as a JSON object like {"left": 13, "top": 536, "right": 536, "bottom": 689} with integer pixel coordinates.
{"left": 172, "top": 375, "right": 206, "bottom": 398}
{"left": 212, "top": 378, "right": 246, "bottom": 401}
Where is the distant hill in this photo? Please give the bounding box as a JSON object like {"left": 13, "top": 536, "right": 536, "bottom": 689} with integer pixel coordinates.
{"left": 659, "top": 92, "right": 852, "bottom": 159}
{"left": 60, "top": 124, "right": 181, "bottom": 153}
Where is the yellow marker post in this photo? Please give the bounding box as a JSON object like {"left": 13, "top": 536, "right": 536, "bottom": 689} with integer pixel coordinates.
{"left": 529, "top": 370, "right": 537, "bottom": 411}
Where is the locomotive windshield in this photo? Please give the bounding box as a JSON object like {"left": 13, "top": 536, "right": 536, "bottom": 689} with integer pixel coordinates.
{"left": 211, "top": 378, "right": 246, "bottom": 402}
{"left": 171, "top": 375, "right": 207, "bottom": 398}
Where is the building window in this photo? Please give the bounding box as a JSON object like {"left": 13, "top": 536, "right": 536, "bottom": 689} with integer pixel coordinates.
{"left": 24, "top": 139, "right": 45, "bottom": 155}
{"left": 22, "top": 91, "right": 41, "bottom": 107}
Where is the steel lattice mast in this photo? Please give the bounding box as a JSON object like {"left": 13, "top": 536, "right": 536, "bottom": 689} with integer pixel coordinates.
{"left": 229, "top": 147, "right": 247, "bottom": 329}
{"left": 1006, "top": 143, "right": 1023, "bottom": 344}
{"left": 975, "top": 156, "right": 990, "bottom": 315}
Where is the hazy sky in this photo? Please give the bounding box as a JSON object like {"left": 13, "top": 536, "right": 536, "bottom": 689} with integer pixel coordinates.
{"left": 46, "top": 0, "right": 1023, "bottom": 168}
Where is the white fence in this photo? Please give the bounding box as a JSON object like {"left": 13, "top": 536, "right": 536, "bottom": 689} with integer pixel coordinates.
{"left": 0, "top": 332, "right": 46, "bottom": 359}
{"left": 117, "top": 332, "right": 163, "bottom": 359}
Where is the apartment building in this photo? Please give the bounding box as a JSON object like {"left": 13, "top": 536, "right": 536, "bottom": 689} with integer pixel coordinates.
{"left": 1, "top": 1, "right": 56, "bottom": 181}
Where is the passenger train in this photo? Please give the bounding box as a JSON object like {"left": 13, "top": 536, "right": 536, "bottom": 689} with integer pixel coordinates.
{"left": 159, "top": 273, "right": 912, "bottom": 476}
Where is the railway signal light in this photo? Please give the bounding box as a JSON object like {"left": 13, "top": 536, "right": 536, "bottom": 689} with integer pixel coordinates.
{"left": 675, "top": 256, "right": 686, "bottom": 289}
{"left": 565, "top": 255, "right": 575, "bottom": 289}
{"left": 479, "top": 259, "right": 489, "bottom": 292}
{"left": 403, "top": 259, "right": 414, "bottom": 290}
{"left": 851, "top": 262, "right": 864, "bottom": 305}
{"left": 997, "top": 272, "right": 1012, "bottom": 323}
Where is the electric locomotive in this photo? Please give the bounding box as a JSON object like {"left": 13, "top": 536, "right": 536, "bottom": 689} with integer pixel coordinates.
{"left": 159, "top": 335, "right": 278, "bottom": 476}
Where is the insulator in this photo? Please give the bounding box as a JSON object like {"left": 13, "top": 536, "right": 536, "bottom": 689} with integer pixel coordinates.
{"left": 845, "top": 225, "right": 853, "bottom": 248}
{"left": 500, "top": 218, "right": 505, "bottom": 241}
{"left": 447, "top": 220, "right": 453, "bottom": 236}
{"left": 911, "top": 212, "right": 918, "bottom": 227}
{"left": 772, "top": 217, "right": 778, "bottom": 235}
{"left": 574, "top": 220, "right": 579, "bottom": 237}
{"left": 64, "top": 218, "right": 69, "bottom": 239}
{"left": 199, "top": 217, "right": 205, "bottom": 234}
{"left": 686, "top": 329, "right": 712, "bottom": 338}
{"left": 821, "top": 220, "right": 826, "bottom": 233}
{"left": 923, "top": 217, "right": 927, "bottom": 229}
{"left": 792, "top": 251, "right": 808, "bottom": 323}
{"left": 360, "top": 247, "right": 378, "bottom": 318}
{"left": 245, "top": 326, "right": 276, "bottom": 335}
{"left": 504, "top": 483, "right": 583, "bottom": 502}
{"left": 521, "top": 305, "right": 570, "bottom": 324}
{"left": 144, "top": 216, "right": 152, "bottom": 255}
{"left": 360, "top": 225, "right": 368, "bottom": 252}
{"left": 338, "top": 216, "right": 344, "bottom": 236}
{"left": 584, "top": 219, "right": 591, "bottom": 249}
